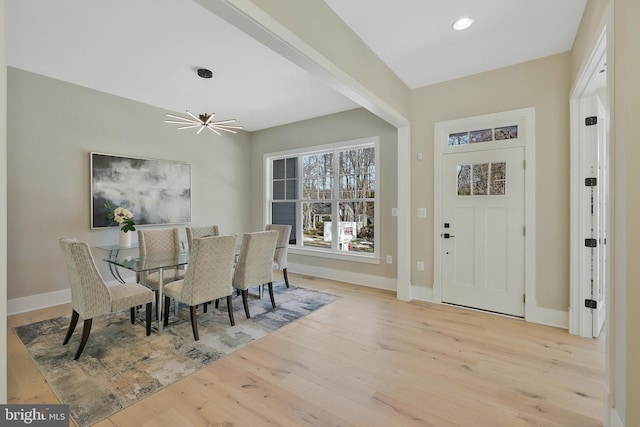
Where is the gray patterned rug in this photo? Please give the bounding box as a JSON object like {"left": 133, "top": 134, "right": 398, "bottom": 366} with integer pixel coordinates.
{"left": 13, "top": 284, "right": 337, "bottom": 427}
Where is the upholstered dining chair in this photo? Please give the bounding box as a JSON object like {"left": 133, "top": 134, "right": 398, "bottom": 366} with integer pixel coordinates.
{"left": 137, "top": 228, "right": 185, "bottom": 316}
{"left": 186, "top": 225, "right": 220, "bottom": 250}
{"left": 186, "top": 225, "right": 222, "bottom": 311}
{"left": 265, "top": 224, "right": 292, "bottom": 288}
{"left": 163, "top": 235, "right": 237, "bottom": 340}
{"left": 59, "top": 238, "right": 153, "bottom": 360}
{"left": 232, "top": 230, "right": 278, "bottom": 318}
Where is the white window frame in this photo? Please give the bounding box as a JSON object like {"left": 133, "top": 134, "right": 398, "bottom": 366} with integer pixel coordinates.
{"left": 264, "top": 137, "right": 380, "bottom": 264}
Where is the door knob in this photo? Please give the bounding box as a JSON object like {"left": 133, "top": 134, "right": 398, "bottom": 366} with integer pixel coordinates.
{"left": 442, "top": 233, "right": 455, "bottom": 239}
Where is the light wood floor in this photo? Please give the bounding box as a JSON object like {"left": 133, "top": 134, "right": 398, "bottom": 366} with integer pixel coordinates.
{"left": 8, "top": 274, "right": 605, "bottom": 426}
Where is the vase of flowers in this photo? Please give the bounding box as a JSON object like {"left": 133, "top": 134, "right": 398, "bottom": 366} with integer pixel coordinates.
{"left": 107, "top": 205, "right": 136, "bottom": 247}
{"left": 119, "top": 229, "right": 132, "bottom": 247}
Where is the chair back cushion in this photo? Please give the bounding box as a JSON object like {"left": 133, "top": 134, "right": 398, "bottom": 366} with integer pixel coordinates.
{"left": 233, "top": 230, "right": 278, "bottom": 290}
{"left": 265, "top": 224, "right": 291, "bottom": 269}
{"left": 186, "top": 225, "right": 220, "bottom": 249}
{"left": 59, "top": 238, "right": 111, "bottom": 318}
{"left": 137, "top": 228, "right": 181, "bottom": 257}
{"left": 137, "top": 228, "right": 184, "bottom": 289}
{"left": 180, "top": 235, "right": 237, "bottom": 305}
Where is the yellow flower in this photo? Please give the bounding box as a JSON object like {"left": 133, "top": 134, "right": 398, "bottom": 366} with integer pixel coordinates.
{"left": 107, "top": 204, "right": 136, "bottom": 232}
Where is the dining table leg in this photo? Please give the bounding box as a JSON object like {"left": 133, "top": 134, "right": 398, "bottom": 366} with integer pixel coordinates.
{"left": 157, "top": 268, "right": 164, "bottom": 334}
{"left": 106, "top": 248, "right": 126, "bottom": 284}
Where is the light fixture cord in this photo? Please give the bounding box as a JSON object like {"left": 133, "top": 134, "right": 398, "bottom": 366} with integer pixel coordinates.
{"left": 203, "top": 74, "right": 209, "bottom": 115}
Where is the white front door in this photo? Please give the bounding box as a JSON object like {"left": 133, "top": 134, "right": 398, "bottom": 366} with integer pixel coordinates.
{"left": 441, "top": 146, "right": 526, "bottom": 317}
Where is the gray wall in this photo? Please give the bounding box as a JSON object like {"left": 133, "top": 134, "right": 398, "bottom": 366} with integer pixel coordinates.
{"left": 250, "top": 108, "right": 398, "bottom": 281}
{"left": 7, "top": 67, "right": 252, "bottom": 300}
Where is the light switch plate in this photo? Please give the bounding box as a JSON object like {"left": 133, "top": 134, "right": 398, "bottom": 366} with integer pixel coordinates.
{"left": 386, "top": 255, "right": 393, "bottom": 264}
{"left": 417, "top": 208, "right": 427, "bottom": 218}
{"left": 392, "top": 208, "right": 398, "bottom": 217}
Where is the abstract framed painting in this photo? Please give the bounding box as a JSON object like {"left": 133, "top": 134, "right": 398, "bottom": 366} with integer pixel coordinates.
{"left": 91, "top": 152, "right": 191, "bottom": 228}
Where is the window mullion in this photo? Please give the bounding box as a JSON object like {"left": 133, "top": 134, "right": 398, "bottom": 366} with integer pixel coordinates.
{"left": 332, "top": 148, "right": 340, "bottom": 252}
{"left": 296, "top": 155, "right": 302, "bottom": 248}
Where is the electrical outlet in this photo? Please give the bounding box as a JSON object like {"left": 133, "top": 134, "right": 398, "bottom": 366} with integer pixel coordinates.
{"left": 386, "top": 255, "right": 393, "bottom": 264}
{"left": 417, "top": 261, "right": 424, "bottom": 271}
{"left": 392, "top": 208, "right": 398, "bottom": 217}
{"left": 417, "top": 208, "right": 427, "bottom": 218}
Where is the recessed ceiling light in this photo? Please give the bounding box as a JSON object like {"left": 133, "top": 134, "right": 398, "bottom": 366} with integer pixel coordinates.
{"left": 453, "top": 17, "right": 474, "bottom": 31}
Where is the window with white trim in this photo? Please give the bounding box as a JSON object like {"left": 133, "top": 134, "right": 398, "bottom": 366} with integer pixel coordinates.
{"left": 267, "top": 138, "right": 378, "bottom": 259}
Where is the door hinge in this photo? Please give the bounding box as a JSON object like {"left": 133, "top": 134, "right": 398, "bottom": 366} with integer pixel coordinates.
{"left": 523, "top": 159, "right": 526, "bottom": 169}
{"left": 585, "top": 177, "right": 597, "bottom": 186}
{"left": 585, "top": 238, "right": 597, "bottom": 247}
{"left": 585, "top": 116, "right": 598, "bottom": 126}
{"left": 585, "top": 299, "right": 597, "bottom": 309}
{"left": 523, "top": 226, "right": 526, "bottom": 237}
{"left": 523, "top": 294, "right": 526, "bottom": 303}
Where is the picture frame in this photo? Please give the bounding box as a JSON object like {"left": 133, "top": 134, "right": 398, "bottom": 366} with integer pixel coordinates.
{"left": 91, "top": 152, "right": 191, "bottom": 228}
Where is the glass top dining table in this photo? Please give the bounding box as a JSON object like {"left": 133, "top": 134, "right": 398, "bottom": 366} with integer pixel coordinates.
{"left": 103, "top": 251, "right": 189, "bottom": 334}
{"left": 102, "top": 243, "right": 282, "bottom": 335}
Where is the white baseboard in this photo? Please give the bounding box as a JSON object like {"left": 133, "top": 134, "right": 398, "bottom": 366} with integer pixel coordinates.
{"left": 410, "top": 284, "right": 568, "bottom": 329}
{"left": 9, "top": 267, "right": 396, "bottom": 316}
{"left": 288, "top": 262, "right": 396, "bottom": 292}
{"left": 410, "top": 285, "right": 433, "bottom": 302}
{"left": 8, "top": 288, "right": 71, "bottom": 316}
{"left": 526, "top": 306, "right": 569, "bottom": 329}
{"left": 607, "top": 404, "right": 624, "bottom": 427}
{"left": 6, "top": 276, "right": 569, "bottom": 333}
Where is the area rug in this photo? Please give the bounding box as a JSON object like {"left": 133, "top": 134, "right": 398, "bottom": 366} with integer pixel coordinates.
{"left": 13, "top": 284, "right": 337, "bottom": 427}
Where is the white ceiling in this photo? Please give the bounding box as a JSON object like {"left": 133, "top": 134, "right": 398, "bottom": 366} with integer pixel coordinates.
{"left": 7, "top": 0, "right": 587, "bottom": 132}
{"left": 324, "top": 0, "right": 588, "bottom": 90}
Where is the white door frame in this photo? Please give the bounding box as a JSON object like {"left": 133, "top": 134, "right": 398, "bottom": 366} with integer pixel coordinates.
{"left": 569, "top": 28, "right": 609, "bottom": 337}
{"left": 434, "top": 108, "right": 536, "bottom": 321}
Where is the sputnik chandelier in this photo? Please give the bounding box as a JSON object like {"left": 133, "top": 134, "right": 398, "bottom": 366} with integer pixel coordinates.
{"left": 165, "top": 68, "right": 242, "bottom": 135}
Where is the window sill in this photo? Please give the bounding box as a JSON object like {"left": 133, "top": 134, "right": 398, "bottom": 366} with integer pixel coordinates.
{"left": 288, "top": 247, "right": 381, "bottom": 264}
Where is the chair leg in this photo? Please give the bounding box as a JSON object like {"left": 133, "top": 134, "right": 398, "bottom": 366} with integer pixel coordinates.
{"left": 204, "top": 302, "right": 208, "bottom": 313}
{"left": 226, "top": 295, "right": 235, "bottom": 326}
{"left": 283, "top": 268, "right": 290, "bottom": 287}
{"left": 155, "top": 291, "right": 160, "bottom": 320}
{"left": 241, "top": 289, "right": 251, "bottom": 319}
{"left": 74, "top": 319, "right": 92, "bottom": 360}
{"left": 163, "top": 296, "right": 171, "bottom": 326}
{"left": 130, "top": 307, "right": 136, "bottom": 324}
{"left": 214, "top": 299, "right": 220, "bottom": 309}
{"left": 63, "top": 310, "right": 79, "bottom": 345}
{"left": 268, "top": 282, "right": 276, "bottom": 308}
{"left": 145, "top": 302, "right": 152, "bottom": 336}
{"left": 190, "top": 306, "right": 199, "bottom": 341}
